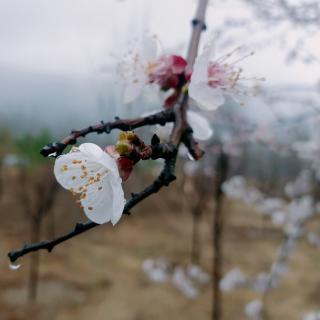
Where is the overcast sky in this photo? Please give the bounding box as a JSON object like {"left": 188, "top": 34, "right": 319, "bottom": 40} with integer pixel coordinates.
{"left": 0, "top": 0, "right": 319, "bottom": 83}
{"left": 0, "top": 0, "right": 319, "bottom": 134}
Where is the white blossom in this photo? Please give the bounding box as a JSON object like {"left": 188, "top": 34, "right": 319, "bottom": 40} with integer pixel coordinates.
{"left": 172, "top": 266, "right": 199, "bottom": 299}
{"left": 271, "top": 210, "right": 287, "bottom": 226}
{"left": 258, "top": 197, "right": 285, "bottom": 216}
{"left": 220, "top": 268, "right": 247, "bottom": 292}
{"left": 54, "top": 143, "right": 125, "bottom": 225}
{"left": 118, "top": 35, "right": 158, "bottom": 104}
{"left": 145, "top": 109, "right": 213, "bottom": 141}
{"left": 189, "top": 43, "right": 263, "bottom": 111}
{"left": 222, "top": 175, "right": 247, "bottom": 199}
{"left": 187, "top": 110, "right": 213, "bottom": 141}
{"left": 245, "top": 299, "right": 263, "bottom": 320}
{"left": 187, "top": 265, "right": 210, "bottom": 284}
{"left": 307, "top": 232, "right": 320, "bottom": 247}
{"left": 142, "top": 258, "right": 169, "bottom": 283}
{"left": 285, "top": 170, "right": 312, "bottom": 198}
{"left": 303, "top": 311, "right": 320, "bottom": 320}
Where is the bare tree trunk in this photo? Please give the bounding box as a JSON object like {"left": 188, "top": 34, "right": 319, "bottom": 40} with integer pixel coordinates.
{"left": 212, "top": 149, "right": 229, "bottom": 320}
{"left": 28, "top": 217, "right": 41, "bottom": 302}
{"left": 191, "top": 200, "right": 202, "bottom": 265}
{"left": 25, "top": 165, "right": 58, "bottom": 303}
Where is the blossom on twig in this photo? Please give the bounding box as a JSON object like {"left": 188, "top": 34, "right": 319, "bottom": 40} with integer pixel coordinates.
{"left": 54, "top": 143, "right": 125, "bottom": 225}
{"left": 189, "top": 43, "right": 264, "bottom": 110}
{"left": 118, "top": 35, "right": 189, "bottom": 106}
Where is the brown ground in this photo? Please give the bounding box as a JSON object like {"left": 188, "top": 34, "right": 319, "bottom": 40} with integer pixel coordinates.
{"left": 1, "top": 171, "right": 320, "bottom": 320}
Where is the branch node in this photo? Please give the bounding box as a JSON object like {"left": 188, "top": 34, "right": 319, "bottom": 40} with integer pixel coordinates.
{"left": 75, "top": 222, "right": 85, "bottom": 232}
{"left": 40, "top": 142, "right": 66, "bottom": 157}
{"left": 192, "top": 18, "right": 206, "bottom": 30}
{"left": 151, "top": 134, "right": 160, "bottom": 146}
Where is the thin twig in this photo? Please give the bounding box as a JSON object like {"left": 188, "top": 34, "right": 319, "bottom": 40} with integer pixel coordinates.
{"left": 8, "top": 158, "right": 176, "bottom": 262}
{"left": 8, "top": 0, "right": 209, "bottom": 263}
{"left": 41, "top": 109, "right": 175, "bottom": 157}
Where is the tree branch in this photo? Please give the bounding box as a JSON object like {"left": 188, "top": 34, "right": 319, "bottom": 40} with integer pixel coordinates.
{"left": 40, "top": 109, "right": 175, "bottom": 157}
{"left": 8, "top": 0, "right": 209, "bottom": 263}
{"left": 8, "top": 158, "right": 176, "bottom": 262}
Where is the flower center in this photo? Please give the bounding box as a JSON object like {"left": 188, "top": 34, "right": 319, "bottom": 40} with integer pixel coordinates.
{"left": 207, "top": 62, "right": 240, "bottom": 89}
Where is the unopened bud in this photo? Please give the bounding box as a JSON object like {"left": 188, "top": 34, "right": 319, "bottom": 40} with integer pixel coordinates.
{"left": 115, "top": 142, "right": 132, "bottom": 155}
{"left": 118, "top": 131, "right": 136, "bottom": 142}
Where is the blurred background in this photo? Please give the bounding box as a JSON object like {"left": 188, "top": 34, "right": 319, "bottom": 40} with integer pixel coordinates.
{"left": 0, "top": 0, "right": 320, "bottom": 319}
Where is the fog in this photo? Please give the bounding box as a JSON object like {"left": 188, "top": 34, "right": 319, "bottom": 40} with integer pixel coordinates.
{"left": 0, "top": 0, "right": 319, "bottom": 134}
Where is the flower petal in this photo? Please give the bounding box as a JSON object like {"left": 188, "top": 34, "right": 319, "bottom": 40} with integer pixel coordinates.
{"left": 80, "top": 143, "right": 119, "bottom": 174}
{"left": 191, "top": 43, "right": 212, "bottom": 82}
{"left": 111, "top": 175, "right": 126, "bottom": 225}
{"left": 123, "top": 82, "right": 144, "bottom": 104}
{"left": 189, "top": 81, "right": 225, "bottom": 111}
{"left": 81, "top": 174, "right": 114, "bottom": 224}
{"left": 54, "top": 151, "right": 101, "bottom": 191}
{"left": 140, "top": 35, "right": 158, "bottom": 61}
{"left": 187, "top": 110, "right": 213, "bottom": 141}
{"left": 224, "top": 93, "right": 244, "bottom": 108}
{"left": 79, "top": 143, "right": 104, "bottom": 159}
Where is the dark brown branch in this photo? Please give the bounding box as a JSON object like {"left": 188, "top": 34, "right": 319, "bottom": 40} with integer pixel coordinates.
{"left": 40, "top": 109, "right": 175, "bottom": 157}
{"left": 8, "top": 0, "right": 209, "bottom": 263}
{"left": 182, "top": 128, "right": 205, "bottom": 160}
{"left": 8, "top": 158, "right": 176, "bottom": 263}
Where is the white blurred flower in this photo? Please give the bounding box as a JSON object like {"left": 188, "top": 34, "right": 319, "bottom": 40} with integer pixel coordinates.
{"left": 271, "top": 261, "right": 288, "bottom": 277}
{"left": 172, "top": 266, "right": 199, "bottom": 299}
{"left": 142, "top": 258, "right": 169, "bottom": 283}
{"left": 307, "top": 232, "right": 320, "bottom": 247}
{"left": 187, "top": 264, "right": 210, "bottom": 284}
{"left": 245, "top": 299, "right": 263, "bottom": 320}
{"left": 252, "top": 272, "right": 270, "bottom": 293}
{"left": 189, "top": 43, "right": 263, "bottom": 111}
{"left": 187, "top": 110, "right": 213, "bottom": 141}
{"left": 222, "top": 175, "right": 247, "bottom": 199}
{"left": 245, "top": 189, "right": 264, "bottom": 206}
{"left": 271, "top": 210, "right": 287, "bottom": 226}
{"left": 54, "top": 143, "right": 125, "bottom": 225}
{"left": 303, "top": 311, "right": 320, "bottom": 320}
{"left": 258, "top": 198, "right": 285, "bottom": 216}
{"left": 220, "top": 268, "right": 247, "bottom": 292}
{"left": 285, "top": 170, "right": 312, "bottom": 199}
{"left": 146, "top": 109, "right": 213, "bottom": 141}
{"left": 287, "top": 196, "right": 314, "bottom": 225}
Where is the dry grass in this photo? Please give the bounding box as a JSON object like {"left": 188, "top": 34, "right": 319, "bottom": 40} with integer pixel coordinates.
{"left": 0, "top": 172, "right": 320, "bottom": 320}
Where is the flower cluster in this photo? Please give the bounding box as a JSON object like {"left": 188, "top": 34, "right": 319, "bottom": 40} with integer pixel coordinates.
{"left": 222, "top": 173, "right": 319, "bottom": 318}
{"left": 53, "top": 131, "right": 164, "bottom": 225}
{"left": 142, "top": 257, "right": 209, "bottom": 299}
{"left": 53, "top": 37, "right": 262, "bottom": 226}
{"left": 119, "top": 36, "right": 263, "bottom": 112}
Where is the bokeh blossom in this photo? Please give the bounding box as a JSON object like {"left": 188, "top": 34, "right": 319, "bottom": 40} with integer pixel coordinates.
{"left": 145, "top": 109, "right": 213, "bottom": 141}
